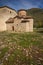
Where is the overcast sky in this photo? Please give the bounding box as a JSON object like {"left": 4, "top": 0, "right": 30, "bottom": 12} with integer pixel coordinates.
{"left": 0, "top": 0, "right": 43, "bottom": 10}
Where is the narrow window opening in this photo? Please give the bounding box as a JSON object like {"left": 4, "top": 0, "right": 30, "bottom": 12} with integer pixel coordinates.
{"left": 12, "top": 26, "right": 14, "bottom": 31}
{"left": 10, "top": 11, "right": 11, "bottom": 13}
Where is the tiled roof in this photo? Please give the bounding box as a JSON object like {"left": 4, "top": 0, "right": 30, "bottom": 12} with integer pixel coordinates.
{"left": 6, "top": 15, "right": 33, "bottom": 23}
{"left": 23, "top": 16, "right": 32, "bottom": 19}
{"left": 6, "top": 18, "right": 14, "bottom": 23}
{"left": 14, "top": 15, "right": 32, "bottom": 19}
{"left": 21, "top": 19, "right": 29, "bottom": 22}
{"left": 14, "top": 16, "right": 23, "bottom": 19}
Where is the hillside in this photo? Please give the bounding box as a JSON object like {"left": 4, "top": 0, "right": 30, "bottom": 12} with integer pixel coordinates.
{"left": 27, "top": 8, "right": 43, "bottom": 28}
{"left": 0, "top": 32, "right": 43, "bottom": 65}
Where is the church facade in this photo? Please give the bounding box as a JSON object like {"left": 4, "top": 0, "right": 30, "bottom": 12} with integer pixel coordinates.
{"left": 6, "top": 9, "right": 33, "bottom": 32}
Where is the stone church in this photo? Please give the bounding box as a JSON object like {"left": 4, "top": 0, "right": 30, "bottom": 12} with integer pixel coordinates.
{"left": 6, "top": 9, "right": 33, "bottom": 32}
{"left": 0, "top": 6, "right": 33, "bottom": 32}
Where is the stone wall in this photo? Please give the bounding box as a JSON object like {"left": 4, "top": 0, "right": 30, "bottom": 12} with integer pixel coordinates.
{"left": 0, "top": 7, "right": 17, "bottom": 31}
{"left": 6, "top": 23, "right": 14, "bottom": 31}
{"left": 14, "top": 18, "right": 29, "bottom": 32}
{"left": 6, "top": 18, "right": 33, "bottom": 32}
{"left": 14, "top": 18, "right": 21, "bottom": 32}
{"left": 14, "top": 18, "right": 33, "bottom": 32}
{"left": 28, "top": 19, "right": 33, "bottom": 32}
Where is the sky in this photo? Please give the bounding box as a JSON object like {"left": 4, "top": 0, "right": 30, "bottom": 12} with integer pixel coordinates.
{"left": 0, "top": 0, "right": 43, "bottom": 10}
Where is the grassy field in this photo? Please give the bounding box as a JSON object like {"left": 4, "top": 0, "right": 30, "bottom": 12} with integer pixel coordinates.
{"left": 0, "top": 32, "right": 43, "bottom": 65}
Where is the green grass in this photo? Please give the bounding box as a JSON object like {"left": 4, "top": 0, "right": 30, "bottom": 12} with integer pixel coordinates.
{"left": 0, "top": 32, "right": 43, "bottom": 65}
{"left": 0, "top": 47, "right": 9, "bottom": 59}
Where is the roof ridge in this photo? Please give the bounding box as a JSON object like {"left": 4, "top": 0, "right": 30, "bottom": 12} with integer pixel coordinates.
{"left": 0, "top": 6, "right": 16, "bottom": 12}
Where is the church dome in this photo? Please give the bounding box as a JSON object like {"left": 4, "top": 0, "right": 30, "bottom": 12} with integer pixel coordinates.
{"left": 18, "top": 9, "right": 27, "bottom": 17}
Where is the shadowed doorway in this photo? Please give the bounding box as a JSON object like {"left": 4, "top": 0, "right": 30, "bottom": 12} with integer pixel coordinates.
{"left": 12, "top": 26, "right": 14, "bottom": 31}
